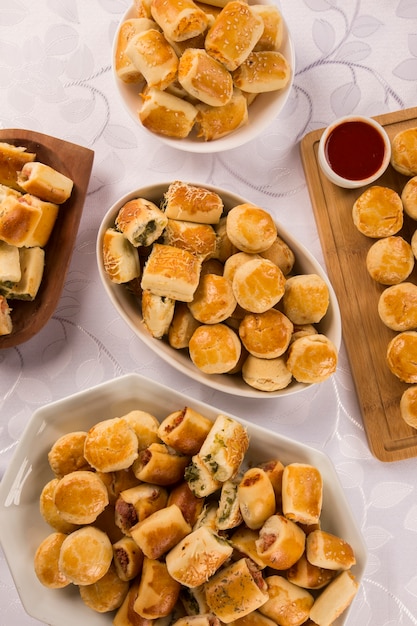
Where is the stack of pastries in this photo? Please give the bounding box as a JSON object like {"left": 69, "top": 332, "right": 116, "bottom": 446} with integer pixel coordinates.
{"left": 0, "top": 141, "right": 74, "bottom": 336}
{"left": 101, "top": 180, "right": 338, "bottom": 392}
{"left": 34, "top": 406, "right": 359, "bottom": 625}
{"left": 114, "top": 0, "right": 292, "bottom": 141}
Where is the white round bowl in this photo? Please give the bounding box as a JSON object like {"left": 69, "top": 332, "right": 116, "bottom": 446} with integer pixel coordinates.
{"left": 318, "top": 115, "right": 391, "bottom": 189}
{"left": 112, "top": 2, "right": 295, "bottom": 153}
{"left": 96, "top": 182, "right": 342, "bottom": 398}
{"left": 0, "top": 373, "right": 367, "bottom": 626}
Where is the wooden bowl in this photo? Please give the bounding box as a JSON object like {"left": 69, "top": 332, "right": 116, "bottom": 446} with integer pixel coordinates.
{"left": 0, "top": 129, "right": 94, "bottom": 349}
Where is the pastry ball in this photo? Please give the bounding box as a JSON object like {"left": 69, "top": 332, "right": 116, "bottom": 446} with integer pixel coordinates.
{"left": 34, "top": 532, "right": 71, "bottom": 589}
{"left": 226, "top": 203, "right": 277, "bottom": 253}
{"left": 39, "top": 478, "right": 80, "bottom": 534}
{"left": 239, "top": 309, "right": 293, "bottom": 358}
{"left": 84, "top": 417, "right": 139, "bottom": 472}
{"left": 386, "top": 331, "right": 417, "bottom": 383}
{"left": 47, "top": 431, "right": 90, "bottom": 477}
{"left": 400, "top": 386, "right": 417, "bottom": 429}
{"left": 189, "top": 323, "right": 241, "bottom": 374}
{"left": 223, "top": 251, "right": 260, "bottom": 283}
{"left": 366, "top": 236, "right": 414, "bottom": 285}
{"left": 242, "top": 354, "right": 292, "bottom": 391}
{"left": 378, "top": 282, "right": 417, "bottom": 331}
{"left": 58, "top": 526, "right": 113, "bottom": 586}
{"left": 232, "top": 257, "right": 286, "bottom": 313}
{"left": 260, "top": 235, "right": 295, "bottom": 275}
{"left": 401, "top": 175, "right": 417, "bottom": 219}
{"left": 79, "top": 563, "right": 129, "bottom": 612}
{"left": 188, "top": 273, "right": 236, "bottom": 324}
{"left": 53, "top": 470, "right": 109, "bottom": 525}
{"left": 390, "top": 127, "right": 417, "bottom": 176}
{"left": 282, "top": 274, "right": 329, "bottom": 325}
{"left": 352, "top": 186, "right": 403, "bottom": 238}
{"left": 286, "top": 334, "right": 338, "bottom": 384}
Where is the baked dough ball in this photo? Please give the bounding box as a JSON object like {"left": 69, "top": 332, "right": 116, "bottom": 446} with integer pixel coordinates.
{"left": 84, "top": 417, "right": 139, "bottom": 472}
{"left": 79, "top": 563, "right": 129, "bottom": 612}
{"left": 53, "top": 470, "right": 109, "bottom": 525}
{"left": 390, "top": 126, "right": 417, "bottom": 176}
{"left": 378, "top": 282, "right": 417, "bottom": 331}
{"left": 400, "top": 385, "right": 417, "bottom": 428}
{"left": 34, "top": 532, "right": 71, "bottom": 589}
{"left": 239, "top": 309, "right": 293, "bottom": 358}
{"left": 58, "top": 526, "right": 113, "bottom": 586}
{"left": 242, "top": 354, "right": 292, "bottom": 391}
{"left": 188, "top": 273, "right": 236, "bottom": 323}
{"left": 232, "top": 258, "right": 286, "bottom": 313}
{"left": 223, "top": 251, "right": 260, "bottom": 283}
{"left": 39, "top": 478, "right": 80, "bottom": 533}
{"left": 366, "top": 236, "right": 414, "bottom": 285}
{"left": 47, "top": 431, "right": 90, "bottom": 477}
{"left": 189, "top": 323, "right": 241, "bottom": 373}
{"left": 282, "top": 274, "right": 329, "bottom": 324}
{"left": 260, "top": 235, "right": 295, "bottom": 275}
{"left": 401, "top": 175, "right": 417, "bottom": 219}
{"left": 386, "top": 331, "right": 417, "bottom": 383}
{"left": 352, "top": 186, "right": 403, "bottom": 238}
{"left": 286, "top": 334, "right": 338, "bottom": 384}
{"left": 226, "top": 203, "right": 277, "bottom": 253}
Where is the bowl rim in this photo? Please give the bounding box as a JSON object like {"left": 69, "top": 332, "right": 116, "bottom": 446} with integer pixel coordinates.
{"left": 96, "top": 181, "right": 342, "bottom": 398}
{"left": 112, "top": 1, "right": 296, "bottom": 153}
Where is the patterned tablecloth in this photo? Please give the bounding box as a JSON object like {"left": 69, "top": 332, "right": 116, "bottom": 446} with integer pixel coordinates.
{"left": 1, "top": 1, "right": 417, "bottom": 624}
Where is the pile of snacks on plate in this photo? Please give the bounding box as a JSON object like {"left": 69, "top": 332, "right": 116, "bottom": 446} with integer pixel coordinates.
{"left": 101, "top": 180, "right": 338, "bottom": 392}
{"left": 114, "top": 0, "right": 292, "bottom": 140}
{"left": 0, "top": 142, "right": 74, "bottom": 336}
{"left": 34, "top": 407, "right": 359, "bottom": 625}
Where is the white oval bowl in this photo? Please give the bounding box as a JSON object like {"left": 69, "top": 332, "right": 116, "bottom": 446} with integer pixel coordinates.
{"left": 0, "top": 373, "right": 367, "bottom": 626}
{"left": 96, "top": 182, "right": 342, "bottom": 398}
{"left": 112, "top": 2, "right": 295, "bottom": 153}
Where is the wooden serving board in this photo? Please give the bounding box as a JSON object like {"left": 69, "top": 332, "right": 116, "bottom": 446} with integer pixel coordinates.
{"left": 300, "top": 107, "right": 417, "bottom": 462}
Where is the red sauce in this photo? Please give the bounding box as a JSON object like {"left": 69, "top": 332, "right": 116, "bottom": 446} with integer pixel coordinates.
{"left": 325, "top": 120, "right": 386, "bottom": 181}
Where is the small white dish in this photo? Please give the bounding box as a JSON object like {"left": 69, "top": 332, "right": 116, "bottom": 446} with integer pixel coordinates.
{"left": 318, "top": 115, "right": 391, "bottom": 189}
{"left": 96, "top": 182, "right": 342, "bottom": 398}
{"left": 0, "top": 373, "right": 367, "bottom": 626}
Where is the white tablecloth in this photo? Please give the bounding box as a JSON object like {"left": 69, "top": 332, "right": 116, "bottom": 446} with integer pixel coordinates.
{"left": 1, "top": 1, "right": 417, "bottom": 624}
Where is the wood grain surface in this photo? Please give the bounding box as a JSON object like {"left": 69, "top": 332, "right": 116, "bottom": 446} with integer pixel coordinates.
{"left": 0, "top": 129, "right": 94, "bottom": 349}
{"left": 300, "top": 107, "right": 417, "bottom": 462}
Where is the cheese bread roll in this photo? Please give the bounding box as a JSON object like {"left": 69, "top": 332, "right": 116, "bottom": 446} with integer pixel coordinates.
{"left": 0, "top": 141, "right": 36, "bottom": 190}
{"left": 150, "top": 0, "right": 209, "bottom": 42}
{"left": 142, "top": 290, "right": 175, "bottom": 338}
{"left": 130, "top": 504, "right": 191, "bottom": 559}
{"left": 259, "top": 575, "right": 314, "bottom": 625}
{"left": 196, "top": 88, "right": 248, "bottom": 141}
{"left": 47, "top": 430, "right": 90, "bottom": 477}
{"left": 378, "top": 282, "right": 417, "bottom": 331}
{"left": 390, "top": 126, "right": 417, "bottom": 176}
{"left": 255, "top": 514, "right": 306, "bottom": 570}
{"left": 79, "top": 563, "right": 129, "bottom": 613}
{"left": 282, "top": 462, "right": 323, "bottom": 525}
{"left": 286, "top": 334, "right": 338, "bottom": 384}
{"left": 178, "top": 48, "right": 233, "bottom": 106}
{"left": 162, "top": 218, "right": 217, "bottom": 259}
{"left": 232, "top": 257, "right": 286, "bottom": 313}
{"left": 239, "top": 309, "right": 293, "bottom": 359}
{"left": 141, "top": 243, "right": 202, "bottom": 302}
{"left": 260, "top": 235, "right": 295, "bottom": 275}
{"left": 233, "top": 51, "right": 291, "bottom": 93}
{"left": 401, "top": 175, "right": 417, "bottom": 219}
{"left": 306, "top": 529, "right": 356, "bottom": 570}
{"left": 126, "top": 29, "right": 178, "bottom": 90}
{"left": 283, "top": 273, "right": 329, "bottom": 325}
{"left": 189, "top": 323, "right": 242, "bottom": 374}
{"left": 242, "top": 354, "right": 293, "bottom": 391}
{"left": 102, "top": 228, "right": 141, "bottom": 284}
{"left": 34, "top": 532, "right": 71, "bottom": 589}
{"left": 53, "top": 470, "right": 109, "bottom": 525}
{"left": 162, "top": 180, "right": 224, "bottom": 224}
{"left": 226, "top": 203, "right": 277, "bottom": 254}
{"left": 237, "top": 467, "right": 276, "bottom": 529}
{"left": 366, "top": 235, "right": 414, "bottom": 285}
{"left": 158, "top": 406, "right": 213, "bottom": 455}
{"left": 188, "top": 273, "right": 236, "bottom": 324}
{"left": 352, "top": 185, "right": 403, "bottom": 238}
{"left": 39, "top": 478, "right": 80, "bottom": 534}
{"left": 116, "top": 197, "right": 168, "bottom": 247}
{"left": 140, "top": 86, "right": 198, "bottom": 138}
{"left": 386, "top": 330, "right": 417, "bottom": 383}
{"left": 58, "top": 526, "right": 113, "bottom": 586}
{"left": 115, "top": 18, "right": 158, "bottom": 83}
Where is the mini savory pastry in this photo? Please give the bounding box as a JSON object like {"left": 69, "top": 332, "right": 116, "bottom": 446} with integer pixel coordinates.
{"left": 178, "top": 48, "right": 233, "bottom": 106}
{"left": 17, "top": 161, "right": 73, "bottom": 204}
{"left": 141, "top": 243, "right": 202, "bottom": 302}
{"left": 226, "top": 203, "right": 277, "bottom": 254}
{"left": 239, "top": 309, "right": 293, "bottom": 359}
{"left": 400, "top": 385, "right": 417, "bottom": 428}
{"left": 260, "top": 235, "right": 295, "bottom": 275}
{"left": 386, "top": 330, "right": 417, "bottom": 382}
{"left": 282, "top": 273, "right": 330, "bottom": 325}
{"left": 58, "top": 526, "right": 113, "bottom": 586}
{"left": 115, "top": 483, "right": 168, "bottom": 535}
{"left": 258, "top": 458, "right": 284, "bottom": 504}
{"left": 168, "top": 301, "right": 201, "bottom": 348}
{"left": 132, "top": 442, "right": 189, "bottom": 485}
{"left": 139, "top": 86, "right": 198, "bottom": 138}
{"left": 157, "top": 406, "right": 213, "bottom": 455}
{"left": 366, "top": 236, "right": 414, "bottom": 285}
{"left": 237, "top": 467, "right": 276, "bottom": 529}
{"left": 150, "top": 0, "right": 209, "bottom": 42}
{"left": 141, "top": 290, "right": 175, "bottom": 338}
{"left": 216, "top": 479, "right": 243, "bottom": 530}
{"left": 378, "top": 282, "right": 417, "bottom": 331}
{"left": 252, "top": 4, "right": 284, "bottom": 51}
{"left": 233, "top": 51, "right": 291, "bottom": 93}
{"left": 53, "top": 470, "right": 109, "bottom": 525}
{"left": 79, "top": 563, "right": 129, "bottom": 613}
{"left": 223, "top": 251, "right": 260, "bottom": 283}
{"left": 197, "top": 413, "right": 249, "bottom": 482}
{"left": 232, "top": 257, "right": 286, "bottom": 313}
{"left": 352, "top": 185, "right": 403, "bottom": 238}
{"left": 204, "top": 557, "right": 269, "bottom": 623}
{"left": 83, "top": 417, "right": 139, "bottom": 472}
{"left": 259, "top": 575, "right": 314, "bottom": 625}
{"left": 195, "top": 88, "right": 248, "bottom": 141}
{"left": 39, "top": 478, "right": 80, "bottom": 534}
{"left": 112, "top": 536, "right": 144, "bottom": 581}
{"left": 213, "top": 216, "right": 238, "bottom": 261}
{"left": 229, "top": 526, "right": 269, "bottom": 569}
{"left": 167, "top": 480, "right": 206, "bottom": 526}
{"left": 114, "top": 17, "right": 157, "bottom": 83}
{"left": 184, "top": 453, "right": 222, "bottom": 497}
{"left": 306, "top": 529, "right": 356, "bottom": 570}
{"left": 133, "top": 557, "right": 181, "bottom": 619}
{"left": 390, "top": 126, "right": 417, "bottom": 176}
{"left": 401, "top": 175, "right": 417, "bottom": 219}
{"left": 6, "top": 246, "right": 45, "bottom": 300}
{"left": 162, "top": 181, "right": 224, "bottom": 224}
{"left": 286, "top": 552, "right": 336, "bottom": 590}
{"left": 47, "top": 430, "right": 89, "bottom": 477}
{"left": 130, "top": 504, "right": 191, "bottom": 559}
{"left": 15, "top": 194, "right": 59, "bottom": 247}
{"left": 162, "top": 218, "right": 217, "bottom": 259}
{"left": 0, "top": 194, "right": 42, "bottom": 247}
{"left": 189, "top": 323, "right": 242, "bottom": 374}
{"left": 309, "top": 570, "right": 359, "bottom": 626}
{"left": 281, "top": 463, "right": 323, "bottom": 525}
{"left": 255, "top": 514, "right": 306, "bottom": 569}
{"left": 286, "top": 334, "right": 338, "bottom": 384}
{"left": 241, "top": 354, "right": 293, "bottom": 391}
{"left": 125, "top": 29, "right": 178, "bottom": 90}
{"left": 121, "top": 409, "right": 160, "bottom": 450}
{"left": 115, "top": 197, "right": 168, "bottom": 247}
{"left": 34, "top": 532, "right": 71, "bottom": 589}
{"left": 0, "top": 141, "right": 36, "bottom": 190}
{"left": 204, "top": 1, "right": 264, "bottom": 71}
{"left": 102, "top": 228, "right": 141, "bottom": 284}
{"left": 0, "top": 294, "right": 12, "bottom": 335}
{"left": 188, "top": 273, "right": 236, "bottom": 324}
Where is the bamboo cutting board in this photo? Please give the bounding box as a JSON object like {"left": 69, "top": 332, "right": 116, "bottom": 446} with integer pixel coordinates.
{"left": 300, "top": 107, "right": 417, "bottom": 462}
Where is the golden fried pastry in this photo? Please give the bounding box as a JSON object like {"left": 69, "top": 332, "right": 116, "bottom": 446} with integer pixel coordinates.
{"left": 39, "top": 478, "right": 80, "bottom": 533}
{"left": 241, "top": 354, "right": 293, "bottom": 391}
{"left": 141, "top": 243, "right": 202, "bottom": 302}
{"left": 378, "top": 282, "right": 417, "bottom": 331}
{"left": 130, "top": 504, "right": 191, "bottom": 559}
{"left": 239, "top": 309, "right": 293, "bottom": 358}
{"left": 386, "top": 330, "right": 417, "bottom": 382}
{"left": 189, "top": 322, "right": 242, "bottom": 373}
{"left": 309, "top": 570, "right": 359, "bottom": 626}
{"left": 115, "top": 483, "right": 168, "bottom": 535}
{"left": 15, "top": 193, "right": 59, "bottom": 247}
{"left": 115, "top": 197, "right": 168, "bottom": 247}
{"left": 390, "top": 126, "right": 417, "bottom": 176}
{"left": 205, "top": 1, "right": 264, "bottom": 71}
{"left": 121, "top": 409, "right": 160, "bottom": 450}
{"left": 162, "top": 180, "right": 224, "bottom": 224}
{"left": 102, "top": 228, "right": 141, "bottom": 284}
{"left": 352, "top": 185, "right": 403, "bottom": 238}
{"left": 0, "top": 141, "right": 36, "bottom": 190}
{"left": 306, "top": 529, "right": 356, "bottom": 570}
{"left": 0, "top": 294, "right": 12, "bottom": 335}
{"left": 178, "top": 48, "right": 233, "bottom": 106}
{"left": 114, "top": 18, "right": 157, "bottom": 83}
{"left": 79, "top": 562, "right": 129, "bottom": 612}
{"left": 233, "top": 51, "right": 291, "bottom": 93}
{"left": 255, "top": 514, "right": 306, "bottom": 570}
{"left": 226, "top": 203, "right": 277, "bottom": 254}
{"left": 260, "top": 575, "right": 314, "bottom": 625}
{"left": 47, "top": 430, "right": 89, "bottom": 477}
{"left": 158, "top": 406, "right": 213, "bottom": 455}
{"left": 195, "top": 88, "right": 248, "bottom": 141}
{"left": 0, "top": 194, "right": 41, "bottom": 247}
{"left": 53, "top": 470, "right": 109, "bottom": 525}
{"left": 232, "top": 257, "right": 286, "bottom": 313}
{"left": 58, "top": 526, "right": 113, "bottom": 585}
{"left": 113, "top": 536, "right": 144, "bottom": 581}
{"left": 252, "top": 4, "right": 284, "bottom": 51}
{"left": 84, "top": 417, "right": 139, "bottom": 472}
{"left": 401, "top": 175, "right": 417, "bottom": 219}
{"left": 400, "top": 385, "right": 417, "bottom": 428}
{"left": 162, "top": 218, "right": 217, "bottom": 259}
{"left": 167, "top": 480, "right": 206, "bottom": 526}
{"left": 34, "top": 532, "right": 71, "bottom": 588}
{"left": 229, "top": 526, "right": 268, "bottom": 569}
{"left": 6, "top": 246, "right": 45, "bottom": 300}
{"left": 282, "top": 273, "right": 329, "bottom": 324}
{"left": 17, "top": 161, "right": 73, "bottom": 204}
{"left": 282, "top": 463, "right": 323, "bottom": 525}
{"left": 197, "top": 413, "right": 249, "bottom": 482}
{"left": 139, "top": 87, "right": 198, "bottom": 138}
{"left": 260, "top": 235, "right": 295, "bottom": 275}
{"left": 366, "top": 235, "right": 414, "bottom": 284}
{"left": 188, "top": 273, "right": 236, "bottom": 324}
{"left": 132, "top": 442, "right": 189, "bottom": 485}
{"left": 151, "top": 0, "right": 209, "bottom": 42}
{"left": 168, "top": 301, "right": 201, "bottom": 348}
{"left": 237, "top": 467, "right": 276, "bottom": 529}
{"left": 134, "top": 557, "right": 181, "bottom": 619}
{"left": 126, "top": 29, "right": 178, "bottom": 90}
{"left": 141, "top": 289, "right": 175, "bottom": 338}
{"left": 184, "top": 453, "right": 222, "bottom": 497}
{"left": 216, "top": 479, "right": 243, "bottom": 530}
{"left": 287, "top": 553, "right": 336, "bottom": 590}
{"left": 286, "top": 334, "right": 338, "bottom": 384}
{"left": 223, "top": 251, "right": 260, "bottom": 283}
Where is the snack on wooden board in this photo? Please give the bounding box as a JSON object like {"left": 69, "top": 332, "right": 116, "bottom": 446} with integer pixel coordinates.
{"left": 34, "top": 406, "right": 359, "bottom": 624}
